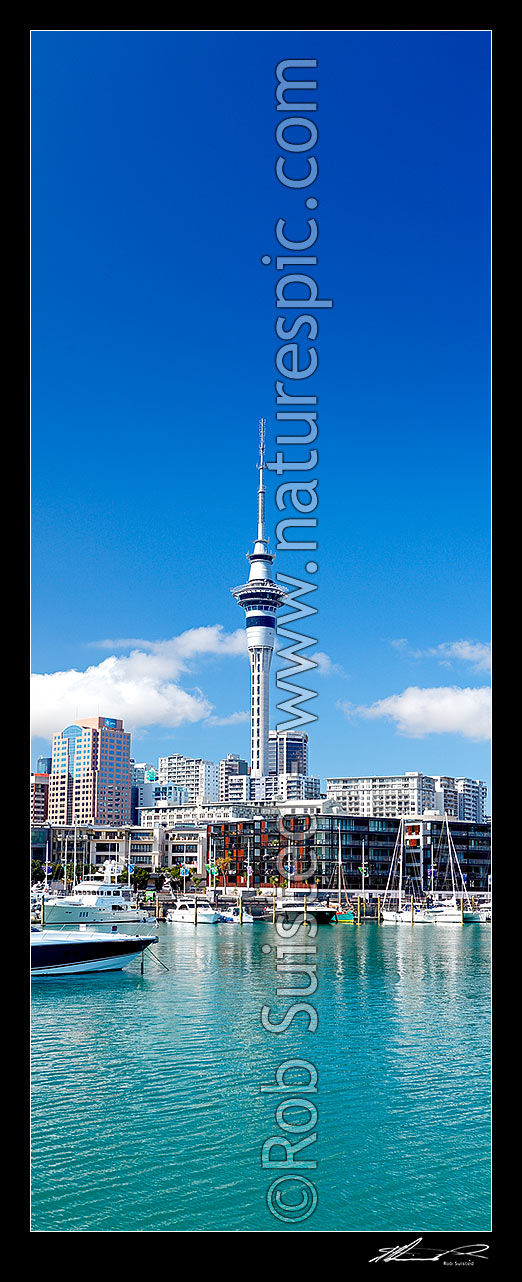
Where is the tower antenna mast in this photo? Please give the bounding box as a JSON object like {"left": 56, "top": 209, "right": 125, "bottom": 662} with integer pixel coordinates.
{"left": 232, "top": 418, "right": 287, "bottom": 776}
{"left": 257, "top": 417, "right": 266, "bottom": 542}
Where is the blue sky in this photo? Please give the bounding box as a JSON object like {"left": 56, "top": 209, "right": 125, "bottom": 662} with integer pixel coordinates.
{"left": 31, "top": 30, "right": 491, "bottom": 800}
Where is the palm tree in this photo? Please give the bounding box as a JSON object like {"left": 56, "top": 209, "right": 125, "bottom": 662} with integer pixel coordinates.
{"left": 216, "top": 856, "right": 231, "bottom": 889}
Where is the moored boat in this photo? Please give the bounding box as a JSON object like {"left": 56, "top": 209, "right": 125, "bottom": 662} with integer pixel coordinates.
{"left": 41, "top": 861, "right": 150, "bottom": 926}
{"left": 165, "top": 898, "right": 219, "bottom": 924}
{"left": 276, "top": 900, "right": 337, "bottom": 924}
{"left": 31, "top": 926, "right": 158, "bottom": 976}
{"left": 425, "top": 816, "right": 481, "bottom": 923}
{"left": 218, "top": 903, "right": 255, "bottom": 922}
{"left": 381, "top": 818, "right": 433, "bottom": 923}
{"left": 424, "top": 897, "right": 480, "bottom": 924}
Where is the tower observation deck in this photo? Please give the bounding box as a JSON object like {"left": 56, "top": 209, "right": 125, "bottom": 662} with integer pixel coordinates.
{"left": 231, "top": 420, "right": 287, "bottom": 776}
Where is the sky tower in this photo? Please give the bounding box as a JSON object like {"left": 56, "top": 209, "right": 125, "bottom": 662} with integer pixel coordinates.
{"left": 232, "top": 420, "right": 287, "bottom": 776}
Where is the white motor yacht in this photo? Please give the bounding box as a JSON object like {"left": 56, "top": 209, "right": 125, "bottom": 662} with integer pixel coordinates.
{"left": 165, "top": 899, "right": 219, "bottom": 924}
{"left": 41, "top": 863, "right": 150, "bottom": 926}
{"left": 219, "top": 904, "right": 255, "bottom": 923}
{"left": 31, "top": 925, "right": 158, "bottom": 976}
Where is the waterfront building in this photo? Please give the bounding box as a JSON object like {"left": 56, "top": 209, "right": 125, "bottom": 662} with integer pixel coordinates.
{"left": 157, "top": 752, "right": 219, "bottom": 803}
{"left": 268, "top": 730, "right": 308, "bottom": 776}
{"left": 36, "top": 755, "right": 52, "bottom": 775}
{"left": 219, "top": 753, "right": 249, "bottom": 801}
{"left": 34, "top": 822, "right": 166, "bottom": 874}
{"left": 205, "top": 812, "right": 491, "bottom": 892}
{"left": 163, "top": 824, "right": 208, "bottom": 876}
{"left": 48, "top": 716, "right": 132, "bottom": 825}
{"left": 231, "top": 420, "right": 287, "bottom": 776}
{"left": 31, "top": 772, "right": 50, "bottom": 824}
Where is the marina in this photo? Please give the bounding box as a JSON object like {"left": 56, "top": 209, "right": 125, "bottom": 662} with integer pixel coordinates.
{"left": 29, "top": 27, "right": 491, "bottom": 1244}
{"left": 30, "top": 915, "right": 491, "bottom": 1232}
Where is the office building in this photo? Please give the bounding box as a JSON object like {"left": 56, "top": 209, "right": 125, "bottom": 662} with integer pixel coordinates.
{"left": 48, "top": 716, "right": 132, "bottom": 825}
{"left": 268, "top": 730, "right": 308, "bottom": 776}
{"left": 30, "top": 772, "right": 50, "bottom": 824}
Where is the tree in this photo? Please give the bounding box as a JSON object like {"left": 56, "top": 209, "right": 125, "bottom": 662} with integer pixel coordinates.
{"left": 31, "top": 859, "right": 43, "bottom": 884}
{"left": 131, "top": 868, "right": 150, "bottom": 891}
{"left": 169, "top": 864, "right": 182, "bottom": 890}
{"left": 216, "top": 856, "right": 231, "bottom": 888}
{"left": 191, "top": 874, "right": 203, "bottom": 890}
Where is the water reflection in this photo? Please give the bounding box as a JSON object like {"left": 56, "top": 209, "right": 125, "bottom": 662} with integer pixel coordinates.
{"left": 31, "top": 917, "right": 491, "bottom": 1233}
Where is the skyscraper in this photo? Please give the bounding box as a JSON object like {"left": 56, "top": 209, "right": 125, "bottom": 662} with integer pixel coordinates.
{"left": 232, "top": 421, "right": 287, "bottom": 776}
{"left": 48, "top": 716, "right": 132, "bottom": 825}
{"left": 268, "top": 730, "right": 309, "bottom": 776}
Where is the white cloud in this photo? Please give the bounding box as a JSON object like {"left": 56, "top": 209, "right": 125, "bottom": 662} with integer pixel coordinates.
{"left": 91, "top": 625, "right": 248, "bottom": 669}
{"left": 206, "top": 711, "right": 249, "bottom": 727}
{"left": 31, "top": 625, "right": 249, "bottom": 741}
{"left": 339, "top": 685, "right": 491, "bottom": 741}
{"left": 389, "top": 638, "right": 491, "bottom": 672}
{"left": 311, "top": 651, "right": 346, "bottom": 677}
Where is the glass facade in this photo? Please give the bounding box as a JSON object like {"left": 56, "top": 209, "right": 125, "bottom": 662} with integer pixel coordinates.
{"left": 206, "top": 815, "right": 491, "bottom": 890}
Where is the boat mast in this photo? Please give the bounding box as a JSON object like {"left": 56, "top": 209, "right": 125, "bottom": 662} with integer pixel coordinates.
{"left": 446, "top": 814, "right": 457, "bottom": 901}
{"left": 398, "top": 818, "right": 403, "bottom": 912}
{"left": 73, "top": 822, "right": 77, "bottom": 890}
{"left": 446, "top": 814, "right": 472, "bottom": 909}
{"left": 383, "top": 821, "right": 402, "bottom": 910}
{"left": 338, "top": 823, "right": 342, "bottom": 906}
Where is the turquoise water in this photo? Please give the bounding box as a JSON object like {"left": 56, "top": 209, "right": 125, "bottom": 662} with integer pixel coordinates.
{"left": 31, "top": 920, "right": 491, "bottom": 1232}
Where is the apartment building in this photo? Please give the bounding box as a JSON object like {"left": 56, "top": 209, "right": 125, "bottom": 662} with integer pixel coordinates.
{"left": 219, "top": 753, "right": 249, "bottom": 801}
{"left": 326, "top": 772, "right": 488, "bottom": 821}
{"left": 157, "top": 753, "right": 219, "bottom": 803}
{"left": 326, "top": 772, "right": 436, "bottom": 817}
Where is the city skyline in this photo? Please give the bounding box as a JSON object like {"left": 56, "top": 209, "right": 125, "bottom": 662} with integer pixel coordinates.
{"left": 31, "top": 31, "right": 491, "bottom": 797}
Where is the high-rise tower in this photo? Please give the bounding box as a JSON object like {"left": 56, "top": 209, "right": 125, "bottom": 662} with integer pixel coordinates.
{"left": 232, "top": 420, "right": 287, "bottom": 776}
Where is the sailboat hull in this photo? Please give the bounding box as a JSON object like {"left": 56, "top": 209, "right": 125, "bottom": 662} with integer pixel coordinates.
{"left": 381, "top": 909, "right": 432, "bottom": 924}
{"left": 425, "top": 905, "right": 480, "bottom": 923}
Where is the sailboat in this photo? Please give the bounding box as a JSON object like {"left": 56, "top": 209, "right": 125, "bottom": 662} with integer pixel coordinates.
{"left": 333, "top": 825, "right": 354, "bottom": 922}
{"left": 381, "top": 818, "right": 432, "bottom": 923}
{"left": 425, "top": 815, "right": 480, "bottom": 923}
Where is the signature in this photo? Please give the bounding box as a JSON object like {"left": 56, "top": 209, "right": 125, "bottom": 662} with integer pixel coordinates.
{"left": 369, "top": 1238, "right": 489, "bottom": 1262}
